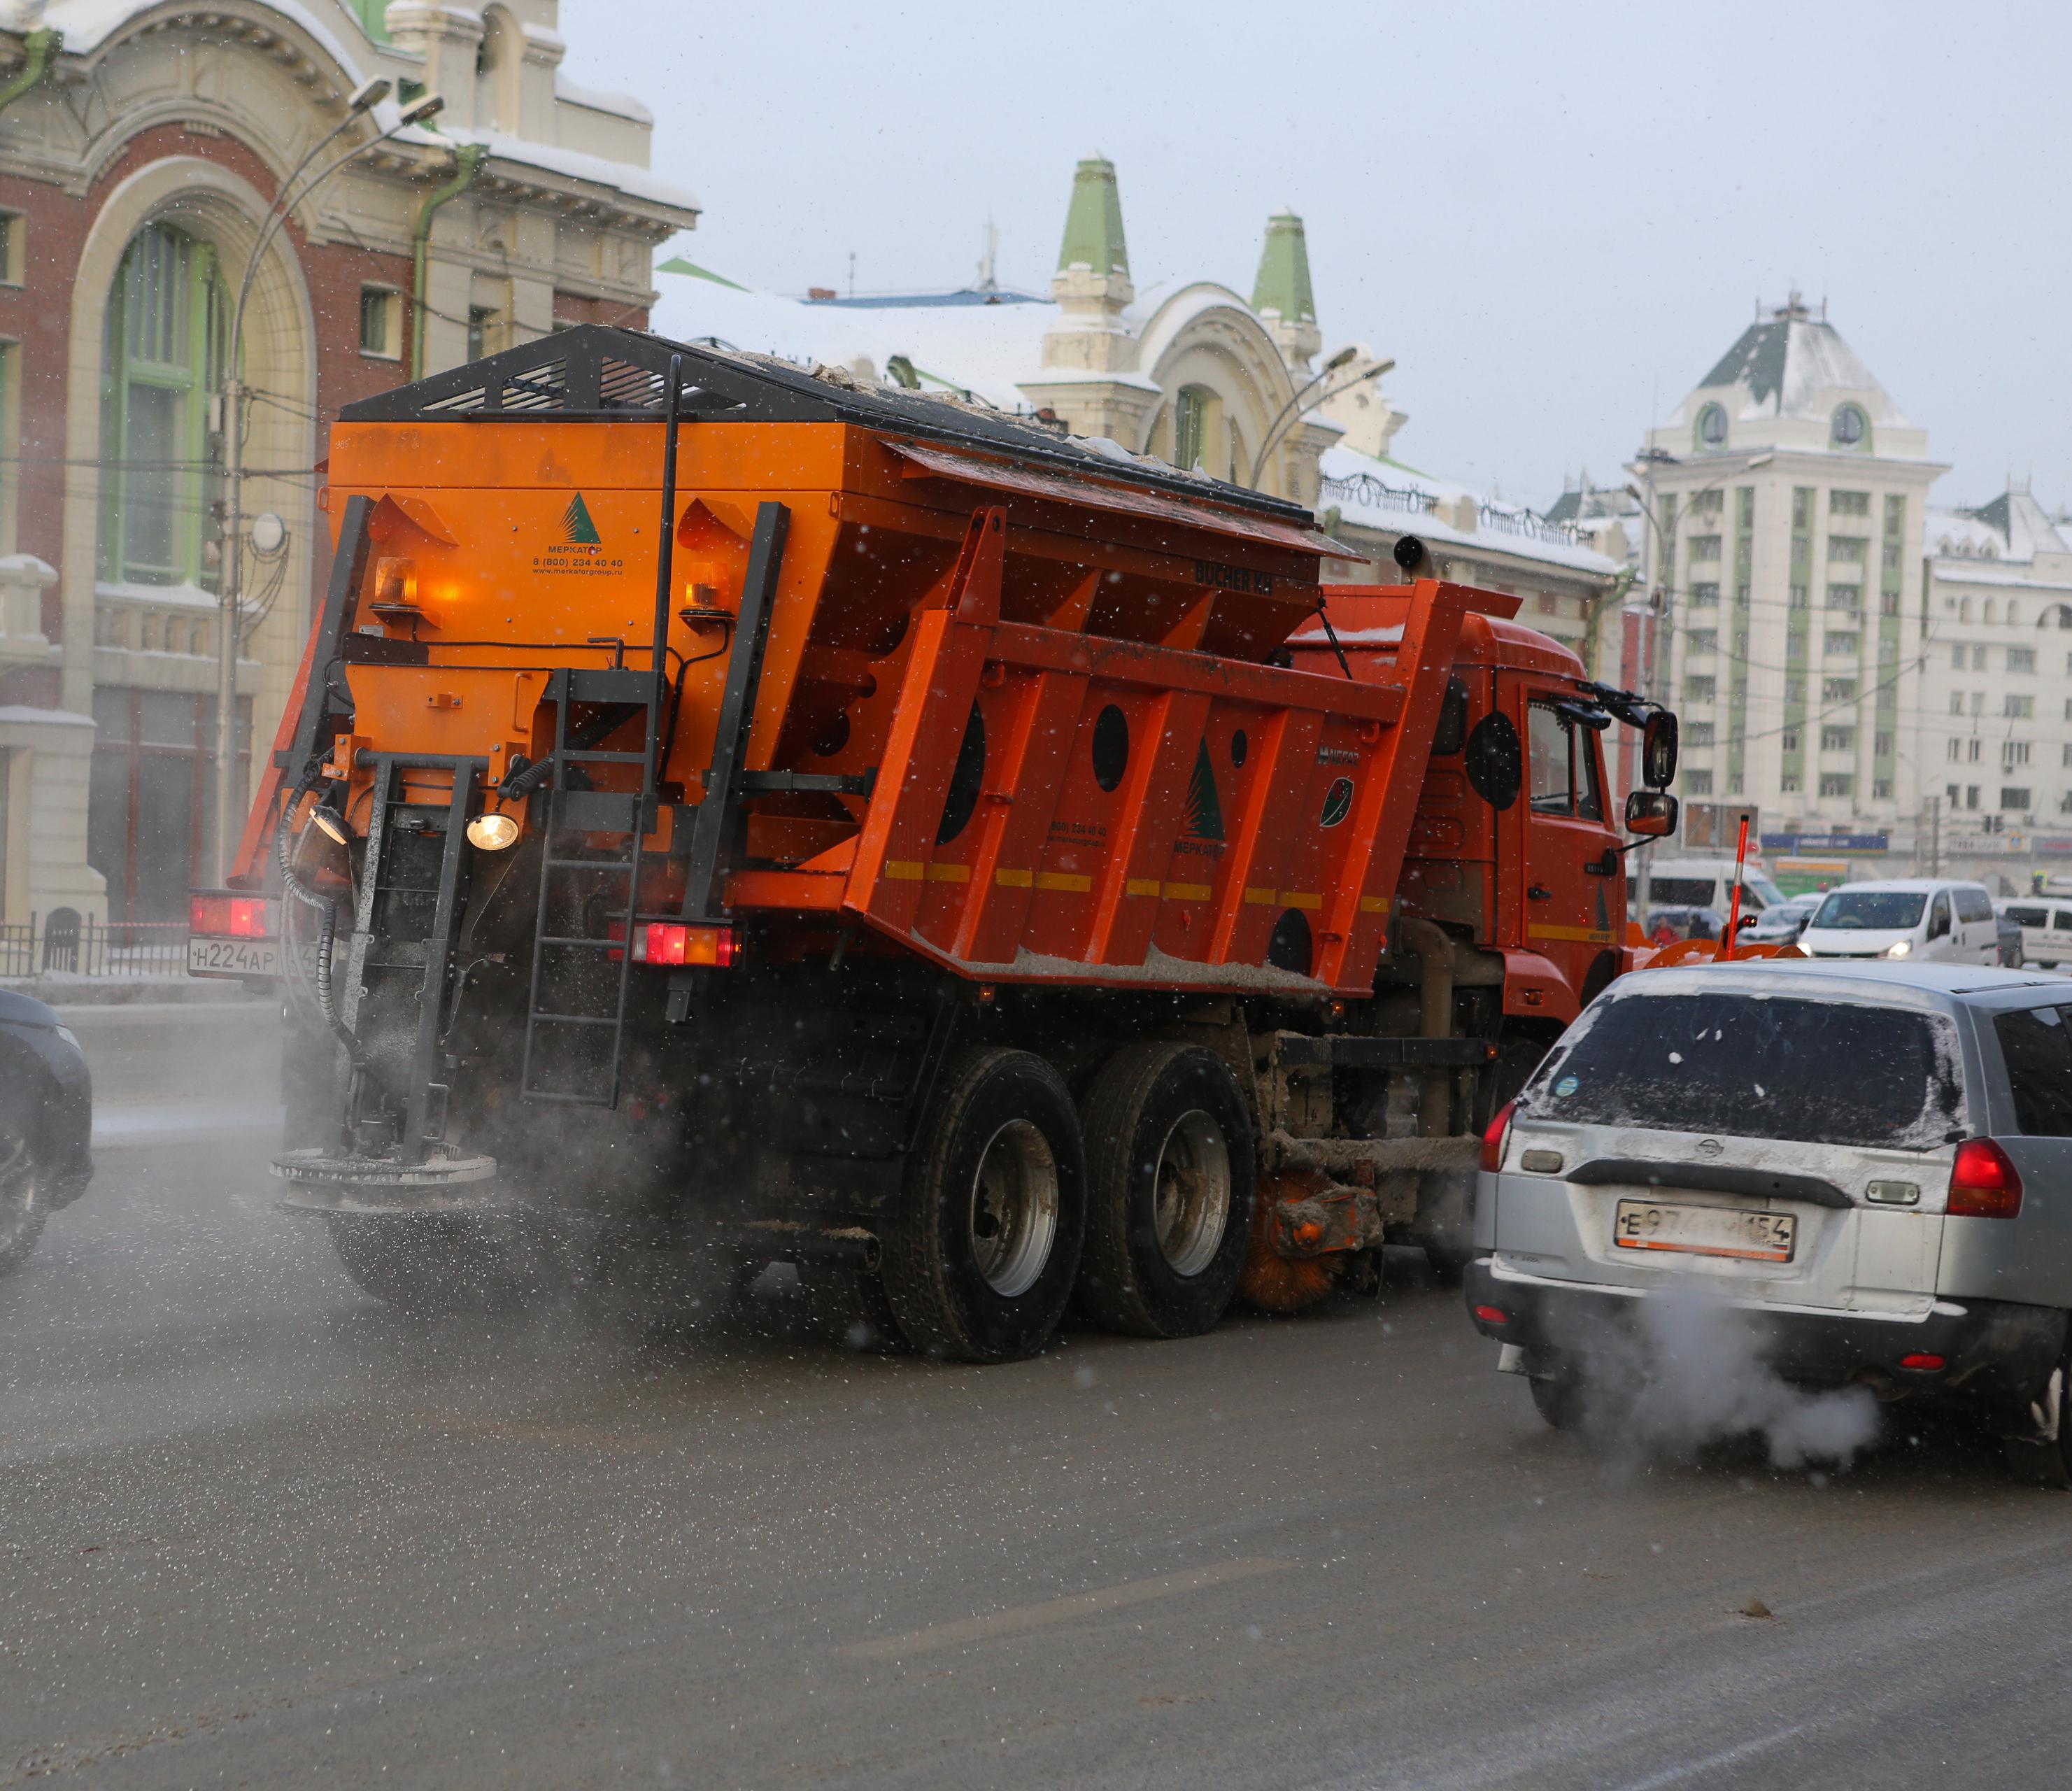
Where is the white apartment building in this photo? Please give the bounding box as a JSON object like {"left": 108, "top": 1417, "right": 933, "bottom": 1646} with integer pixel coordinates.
{"left": 1638, "top": 297, "right": 1945, "bottom": 867}
{"left": 1921, "top": 488, "right": 2072, "bottom": 884}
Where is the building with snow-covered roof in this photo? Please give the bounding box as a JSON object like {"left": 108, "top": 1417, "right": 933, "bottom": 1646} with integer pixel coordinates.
{"left": 1635, "top": 294, "right": 1947, "bottom": 864}
{"left": 1920, "top": 485, "right": 2072, "bottom": 883}
{"left": 653, "top": 155, "right": 1624, "bottom": 676}
{"left": 0, "top": 1, "right": 697, "bottom": 931}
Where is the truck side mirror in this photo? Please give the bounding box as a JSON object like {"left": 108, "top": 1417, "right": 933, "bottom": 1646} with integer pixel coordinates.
{"left": 1642, "top": 712, "right": 1679, "bottom": 788}
{"left": 1624, "top": 788, "right": 1678, "bottom": 837}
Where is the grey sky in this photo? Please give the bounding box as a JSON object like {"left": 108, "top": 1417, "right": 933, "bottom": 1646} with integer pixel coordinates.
{"left": 563, "top": 1, "right": 2070, "bottom": 513}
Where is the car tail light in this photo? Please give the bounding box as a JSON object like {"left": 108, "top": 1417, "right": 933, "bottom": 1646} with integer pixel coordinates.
{"left": 1480, "top": 1099, "right": 1517, "bottom": 1173}
{"left": 634, "top": 923, "right": 738, "bottom": 968}
{"left": 190, "top": 893, "right": 271, "bottom": 938}
{"left": 1473, "top": 1304, "right": 1509, "bottom": 1326}
{"left": 1948, "top": 1138, "right": 2023, "bottom": 1219}
{"left": 1899, "top": 1353, "right": 1946, "bottom": 1373}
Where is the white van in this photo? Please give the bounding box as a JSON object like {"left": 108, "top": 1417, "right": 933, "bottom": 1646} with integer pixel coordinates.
{"left": 1798, "top": 879, "right": 1998, "bottom": 963}
{"left": 1640, "top": 856, "right": 1788, "bottom": 917}
{"left": 1999, "top": 899, "right": 2072, "bottom": 970}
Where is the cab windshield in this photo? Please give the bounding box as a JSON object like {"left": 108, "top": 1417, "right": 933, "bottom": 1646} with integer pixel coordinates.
{"left": 1812, "top": 890, "right": 1926, "bottom": 930}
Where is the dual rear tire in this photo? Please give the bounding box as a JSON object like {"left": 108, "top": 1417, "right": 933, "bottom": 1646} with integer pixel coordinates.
{"left": 1076, "top": 1042, "right": 1254, "bottom": 1338}
{"left": 882, "top": 1048, "right": 1088, "bottom": 1363}
{"left": 881, "top": 1040, "right": 1256, "bottom": 1361}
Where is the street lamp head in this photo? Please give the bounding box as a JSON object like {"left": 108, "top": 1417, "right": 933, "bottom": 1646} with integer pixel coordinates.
{"left": 347, "top": 77, "right": 392, "bottom": 114}
{"left": 399, "top": 92, "right": 445, "bottom": 126}
{"left": 1323, "top": 345, "right": 1358, "bottom": 373}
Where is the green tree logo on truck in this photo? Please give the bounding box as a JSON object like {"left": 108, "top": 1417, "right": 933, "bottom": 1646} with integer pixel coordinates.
{"left": 532, "top": 494, "right": 621, "bottom": 576}
{"left": 561, "top": 493, "right": 603, "bottom": 544}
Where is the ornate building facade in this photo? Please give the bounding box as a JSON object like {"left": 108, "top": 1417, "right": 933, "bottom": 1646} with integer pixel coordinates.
{"left": 0, "top": 1, "right": 696, "bottom": 927}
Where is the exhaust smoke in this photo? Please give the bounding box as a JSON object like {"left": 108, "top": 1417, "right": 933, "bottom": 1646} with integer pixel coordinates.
{"left": 1549, "top": 1289, "right": 1881, "bottom": 1471}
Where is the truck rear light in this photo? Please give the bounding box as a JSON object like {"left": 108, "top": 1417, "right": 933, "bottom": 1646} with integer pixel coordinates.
{"left": 190, "top": 893, "right": 271, "bottom": 938}
{"left": 1899, "top": 1352, "right": 1946, "bottom": 1373}
{"left": 1481, "top": 1099, "right": 1517, "bottom": 1173}
{"left": 1473, "top": 1304, "right": 1510, "bottom": 1326}
{"left": 1948, "top": 1138, "right": 2023, "bottom": 1218}
{"left": 635, "top": 923, "right": 738, "bottom": 968}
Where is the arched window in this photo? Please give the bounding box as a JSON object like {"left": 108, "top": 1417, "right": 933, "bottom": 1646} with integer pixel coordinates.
{"left": 1830, "top": 403, "right": 1868, "bottom": 449}
{"left": 99, "top": 220, "right": 229, "bottom": 588}
{"left": 1960, "top": 598, "right": 1972, "bottom": 622}
{"left": 1695, "top": 402, "right": 1727, "bottom": 450}
{"left": 1985, "top": 600, "right": 1999, "bottom": 625}
{"left": 2009, "top": 601, "right": 2022, "bottom": 627}
{"left": 1172, "top": 383, "right": 1221, "bottom": 475}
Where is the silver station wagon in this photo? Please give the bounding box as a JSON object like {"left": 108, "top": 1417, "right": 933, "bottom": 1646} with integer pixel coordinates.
{"left": 1467, "top": 960, "right": 2072, "bottom": 1478}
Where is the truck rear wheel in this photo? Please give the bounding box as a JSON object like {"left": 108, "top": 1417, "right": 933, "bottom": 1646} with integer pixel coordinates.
{"left": 1077, "top": 1042, "right": 1254, "bottom": 1338}
{"left": 325, "top": 1214, "right": 531, "bottom": 1315}
{"left": 883, "top": 1048, "right": 1085, "bottom": 1363}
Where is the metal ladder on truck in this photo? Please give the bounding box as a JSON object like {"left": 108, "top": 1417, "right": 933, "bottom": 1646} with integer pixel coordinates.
{"left": 518, "top": 667, "right": 660, "bottom": 1107}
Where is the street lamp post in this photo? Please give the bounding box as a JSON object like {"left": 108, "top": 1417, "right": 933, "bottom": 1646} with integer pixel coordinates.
{"left": 1245, "top": 348, "right": 1394, "bottom": 490}
{"left": 1622, "top": 450, "right": 1773, "bottom": 707}
{"left": 211, "top": 85, "right": 446, "bottom": 883}
{"left": 1620, "top": 449, "right": 1772, "bottom": 909}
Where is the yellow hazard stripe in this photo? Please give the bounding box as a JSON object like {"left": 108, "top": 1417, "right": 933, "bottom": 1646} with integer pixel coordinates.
{"left": 1035, "top": 870, "right": 1093, "bottom": 893}
{"left": 1126, "top": 878, "right": 1161, "bottom": 898}
{"left": 1361, "top": 895, "right": 1391, "bottom": 914}
{"left": 994, "top": 867, "right": 1033, "bottom": 888}
{"left": 1244, "top": 886, "right": 1278, "bottom": 906}
{"left": 1529, "top": 923, "right": 1618, "bottom": 944}
{"left": 1282, "top": 891, "right": 1322, "bottom": 911}
{"left": 1163, "top": 882, "right": 1212, "bottom": 901}
{"left": 884, "top": 861, "right": 924, "bottom": 882}
{"left": 925, "top": 862, "right": 969, "bottom": 883}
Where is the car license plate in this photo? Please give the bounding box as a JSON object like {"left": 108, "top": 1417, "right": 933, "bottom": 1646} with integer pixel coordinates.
{"left": 187, "top": 935, "right": 281, "bottom": 979}
{"left": 1613, "top": 1199, "right": 1796, "bottom": 1263}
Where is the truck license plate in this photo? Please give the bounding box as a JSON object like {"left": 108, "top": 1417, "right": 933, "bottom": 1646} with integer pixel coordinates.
{"left": 187, "top": 935, "right": 281, "bottom": 979}
{"left": 1614, "top": 1199, "right": 1796, "bottom": 1263}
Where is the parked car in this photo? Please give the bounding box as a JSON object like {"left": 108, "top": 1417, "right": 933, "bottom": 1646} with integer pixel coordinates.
{"left": 1468, "top": 959, "right": 2072, "bottom": 1480}
{"left": 0, "top": 991, "right": 93, "bottom": 1276}
{"left": 1797, "top": 879, "right": 1999, "bottom": 965}
{"left": 1997, "top": 912, "right": 2027, "bottom": 968}
{"left": 1642, "top": 857, "right": 1790, "bottom": 919}
{"left": 1740, "top": 893, "right": 1821, "bottom": 945}
{"left": 1643, "top": 905, "right": 1725, "bottom": 944}
{"left": 1999, "top": 900, "right": 2072, "bottom": 970}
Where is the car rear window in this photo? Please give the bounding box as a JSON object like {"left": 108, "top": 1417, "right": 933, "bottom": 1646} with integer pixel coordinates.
{"left": 1648, "top": 877, "right": 1715, "bottom": 907}
{"left": 1993, "top": 1005, "right": 2072, "bottom": 1136}
{"left": 1529, "top": 991, "right": 1962, "bottom": 1149}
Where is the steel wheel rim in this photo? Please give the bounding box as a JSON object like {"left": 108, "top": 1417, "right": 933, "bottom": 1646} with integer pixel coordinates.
{"left": 0, "top": 1126, "right": 36, "bottom": 1254}
{"left": 1152, "top": 1107, "right": 1231, "bottom": 1277}
{"left": 967, "top": 1119, "right": 1058, "bottom": 1298}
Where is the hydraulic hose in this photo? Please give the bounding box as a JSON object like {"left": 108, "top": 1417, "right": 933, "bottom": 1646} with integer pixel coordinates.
{"left": 276, "top": 807, "right": 374, "bottom": 1077}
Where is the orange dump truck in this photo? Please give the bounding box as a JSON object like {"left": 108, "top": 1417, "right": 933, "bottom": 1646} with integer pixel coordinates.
{"left": 197, "top": 325, "right": 1682, "bottom": 1360}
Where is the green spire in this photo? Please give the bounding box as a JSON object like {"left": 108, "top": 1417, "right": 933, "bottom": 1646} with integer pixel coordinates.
{"left": 1056, "top": 155, "right": 1129, "bottom": 278}
{"left": 1251, "top": 208, "right": 1316, "bottom": 324}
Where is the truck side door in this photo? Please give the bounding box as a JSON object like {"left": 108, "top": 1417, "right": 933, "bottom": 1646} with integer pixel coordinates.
{"left": 1515, "top": 692, "right": 1623, "bottom": 1008}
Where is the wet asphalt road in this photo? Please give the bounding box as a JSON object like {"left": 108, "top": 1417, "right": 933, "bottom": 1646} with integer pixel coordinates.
{"left": 5, "top": 1009, "right": 2072, "bottom": 1788}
